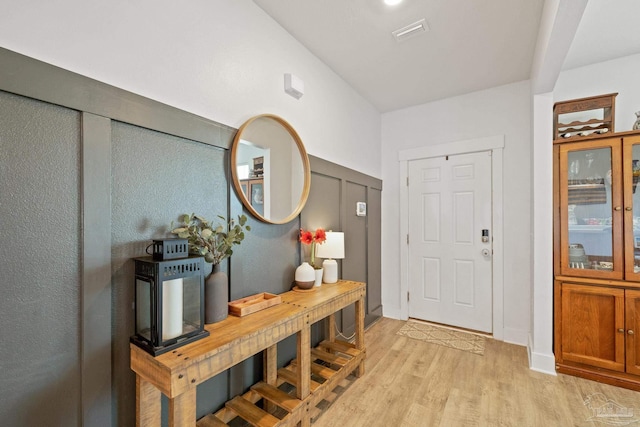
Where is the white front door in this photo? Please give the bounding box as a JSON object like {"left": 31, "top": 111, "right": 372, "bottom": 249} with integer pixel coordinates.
{"left": 408, "top": 151, "right": 493, "bottom": 333}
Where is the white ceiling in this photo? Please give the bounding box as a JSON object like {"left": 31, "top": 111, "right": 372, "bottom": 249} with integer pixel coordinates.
{"left": 562, "top": 0, "right": 640, "bottom": 71}
{"left": 253, "top": 0, "right": 640, "bottom": 113}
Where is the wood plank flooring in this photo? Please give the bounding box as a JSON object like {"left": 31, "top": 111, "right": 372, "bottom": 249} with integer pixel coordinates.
{"left": 312, "top": 318, "right": 640, "bottom": 427}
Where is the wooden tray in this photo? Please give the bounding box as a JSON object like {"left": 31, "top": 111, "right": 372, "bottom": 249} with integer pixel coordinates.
{"left": 228, "top": 292, "right": 282, "bottom": 317}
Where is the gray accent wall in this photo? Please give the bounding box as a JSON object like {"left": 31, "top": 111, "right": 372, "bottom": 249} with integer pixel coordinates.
{"left": 302, "top": 157, "right": 383, "bottom": 335}
{"left": 0, "top": 90, "right": 82, "bottom": 426}
{"left": 0, "top": 47, "right": 381, "bottom": 426}
{"left": 81, "top": 112, "right": 112, "bottom": 426}
{"left": 110, "top": 121, "right": 230, "bottom": 425}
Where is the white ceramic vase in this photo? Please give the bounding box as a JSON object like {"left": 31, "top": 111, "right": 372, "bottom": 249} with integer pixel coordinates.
{"left": 314, "top": 268, "right": 323, "bottom": 287}
{"left": 295, "top": 262, "right": 315, "bottom": 289}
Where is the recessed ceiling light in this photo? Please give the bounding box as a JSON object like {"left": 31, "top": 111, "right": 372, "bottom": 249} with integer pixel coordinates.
{"left": 384, "top": 0, "right": 403, "bottom": 5}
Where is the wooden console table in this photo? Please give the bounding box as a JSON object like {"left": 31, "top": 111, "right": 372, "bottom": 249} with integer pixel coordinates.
{"left": 130, "top": 280, "right": 366, "bottom": 427}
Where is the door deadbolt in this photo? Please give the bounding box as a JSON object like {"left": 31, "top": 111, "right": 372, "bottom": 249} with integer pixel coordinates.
{"left": 482, "top": 229, "right": 490, "bottom": 243}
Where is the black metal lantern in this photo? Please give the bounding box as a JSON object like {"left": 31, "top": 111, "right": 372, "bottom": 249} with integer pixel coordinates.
{"left": 130, "top": 239, "right": 209, "bottom": 356}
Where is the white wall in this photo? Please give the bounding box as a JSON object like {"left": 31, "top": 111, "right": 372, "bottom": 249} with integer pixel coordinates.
{"left": 527, "top": 0, "right": 588, "bottom": 375}
{"left": 0, "top": 0, "right": 381, "bottom": 179}
{"left": 555, "top": 53, "right": 640, "bottom": 130}
{"left": 381, "top": 80, "right": 532, "bottom": 345}
{"left": 529, "top": 91, "right": 556, "bottom": 374}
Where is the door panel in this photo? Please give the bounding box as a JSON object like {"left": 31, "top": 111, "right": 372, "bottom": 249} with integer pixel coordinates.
{"left": 559, "top": 140, "right": 623, "bottom": 279}
{"left": 408, "top": 151, "right": 492, "bottom": 332}
{"left": 623, "top": 136, "right": 640, "bottom": 281}
{"left": 454, "top": 260, "right": 474, "bottom": 306}
{"left": 422, "top": 258, "right": 440, "bottom": 300}
{"left": 422, "top": 193, "right": 440, "bottom": 241}
{"left": 561, "top": 283, "right": 625, "bottom": 372}
{"left": 627, "top": 289, "right": 640, "bottom": 375}
{"left": 454, "top": 192, "right": 474, "bottom": 243}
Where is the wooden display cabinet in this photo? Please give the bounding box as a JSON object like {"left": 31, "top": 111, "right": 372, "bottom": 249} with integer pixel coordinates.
{"left": 240, "top": 178, "right": 264, "bottom": 216}
{"left": 553, "top": 93, "right": 617, "bottom": 142}
{"left": 554, "top": 130, "right": 640, "bottom": 391}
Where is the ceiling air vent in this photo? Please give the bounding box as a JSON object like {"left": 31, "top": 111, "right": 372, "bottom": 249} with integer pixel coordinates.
{"left": 392, "top": 18, "right": 429, "bottom": 42}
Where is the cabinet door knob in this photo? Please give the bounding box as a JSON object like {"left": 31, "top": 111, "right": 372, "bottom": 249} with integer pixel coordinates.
{"left": 618, "top": 328, "right": 625, "bottom": 333}
{"left": 625, "top": 207, "right": 633, "bottom": 211}
{"left": 614, "top": 206, "right": 622, "bottom": 211}
{"left": 629, "top": 330, "right": 635, "bottom": 335}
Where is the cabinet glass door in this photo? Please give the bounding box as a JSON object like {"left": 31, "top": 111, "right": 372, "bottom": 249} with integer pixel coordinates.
{"left": 560, "top": 140, "right": 623, "bottom": 278}
{"left": 624, "top": 136, "right": 640, "bottom": 281}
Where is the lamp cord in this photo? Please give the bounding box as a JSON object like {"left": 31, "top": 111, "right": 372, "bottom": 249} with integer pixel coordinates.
{"left": 334, "top": 324, "right": 356, "bottom": 342}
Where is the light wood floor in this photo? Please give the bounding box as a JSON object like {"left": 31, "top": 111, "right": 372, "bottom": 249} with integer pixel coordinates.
{"left": 312, "top": 318, "right": 640, "bottom": 427}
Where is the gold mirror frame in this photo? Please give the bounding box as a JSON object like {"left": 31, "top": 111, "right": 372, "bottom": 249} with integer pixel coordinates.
{"left": 230, "top": 114, "right": 311, "bottom": 224}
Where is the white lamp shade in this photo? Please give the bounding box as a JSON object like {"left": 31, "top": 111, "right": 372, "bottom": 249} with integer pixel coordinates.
{"left": 316, "top": 232, "right": 344, "bottom": 259}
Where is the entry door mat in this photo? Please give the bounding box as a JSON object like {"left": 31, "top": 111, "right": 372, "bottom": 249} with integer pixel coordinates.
{"left": 396, "top": 320, "right": 486, "bottom": 355}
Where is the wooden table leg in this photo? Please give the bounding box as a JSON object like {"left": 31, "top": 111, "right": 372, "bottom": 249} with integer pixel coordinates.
{"left": 296, "top": 320, "right": 311, "bottom": 400}
{"left": 355, "top": 297, "right": 365, "bottom": 377}
{"left": 326, "top": 313, "right": 336, "bottom": 343}
{"left": 263, "top": 344, "right": 278, "bottom": 413}
{"left": 264, "top": 344, "right": 278, "bottom": 385}
{"left": 168, "top": 388, "right": 196, "bottom": 427}
{"left": 297, "top": 317, "right": 311, "bottom": 427}
{"left": 136, "top": 375, "right": 161, "bottom": 427}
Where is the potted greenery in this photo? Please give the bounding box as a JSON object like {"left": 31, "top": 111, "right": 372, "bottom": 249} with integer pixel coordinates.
{"left": 171, "top": 213, "right": 250, "bottom": 323}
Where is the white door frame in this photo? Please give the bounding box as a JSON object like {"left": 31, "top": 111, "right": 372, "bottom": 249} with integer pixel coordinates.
{"left": 399, "top": 135, "right": 505, "bottom": 340}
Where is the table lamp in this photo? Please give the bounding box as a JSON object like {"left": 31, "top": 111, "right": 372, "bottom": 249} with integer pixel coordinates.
{"left": 316, "top": 231, "right": 345, "bottom": 284}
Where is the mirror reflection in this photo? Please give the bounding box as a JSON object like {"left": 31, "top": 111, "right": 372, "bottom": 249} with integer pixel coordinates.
{"left": 231, "top": 115, "right": 310, "bottom": 224}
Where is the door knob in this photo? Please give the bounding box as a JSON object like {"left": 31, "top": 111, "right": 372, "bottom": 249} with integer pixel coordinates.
{"left": 629, "top": 330, "right": 635, "bottom": 335}
{"left": 614, "top": 206, "right": 622, "bottom": 211}
{"left": 618, "top": 328, "right": 625, "bottom": 333}
{"left": 626, "top": 207, "right": 633, "bottom": 211}
{"left": 481, "top": 249, "right": 491, "bottom": 257}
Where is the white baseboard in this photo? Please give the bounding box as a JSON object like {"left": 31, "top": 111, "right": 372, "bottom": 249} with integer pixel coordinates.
{"left": 527, "top": 334, "right": 557, "bottom": 376}
{"left": 381, "top": 305, "right": 404, "bottom": 320}
{"left": 502, "top": 327, "right": 528, "bottom": 346}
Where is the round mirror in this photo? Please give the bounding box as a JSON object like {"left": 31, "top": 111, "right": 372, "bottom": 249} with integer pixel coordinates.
{"left": 231, "top": 114, "right": 311, "bottom": 224}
